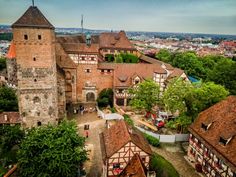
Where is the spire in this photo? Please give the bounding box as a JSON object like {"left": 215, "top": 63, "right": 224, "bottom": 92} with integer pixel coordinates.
{"left": 12, "top": 6, "right": 54, "bottom": 29}
{"left": 81, "top": 14, "right": 84, "bottom": 33}
{"left": 32, "top": 0, "right": 35, "bottom": 7}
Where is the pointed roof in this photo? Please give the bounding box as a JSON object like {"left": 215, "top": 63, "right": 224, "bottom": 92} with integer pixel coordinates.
{"left": 100, "top": 120, "right": 152, "bottom": 161}
{"left": 119, "top": 154, "right": 147, "bottom": 177}
{"left": 6, "top": 42, "right": 16, "bottom": 59}
{"left": 12, "top": 6, "right": 54, "bottom": 29}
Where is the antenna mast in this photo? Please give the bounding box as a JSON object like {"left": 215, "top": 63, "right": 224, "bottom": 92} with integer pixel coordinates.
{"left": 81, "top": 14, "right": 84, "bottom": 34}
{"left": 32, "top": 0, "right": 35, "bottom": 7}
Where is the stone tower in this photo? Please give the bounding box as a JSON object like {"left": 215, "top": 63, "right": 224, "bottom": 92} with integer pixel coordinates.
{"left": 12, "top": 6, "right": 58, "bottom": 127}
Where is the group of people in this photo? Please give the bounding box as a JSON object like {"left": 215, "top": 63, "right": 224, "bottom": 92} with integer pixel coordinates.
{"left": 73, "top": 105, "right": 96, "bottom": 115}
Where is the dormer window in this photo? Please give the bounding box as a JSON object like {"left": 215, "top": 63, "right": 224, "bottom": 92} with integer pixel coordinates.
{"left": 201, "top": 122, "right": 212, "bottom": 131}
{"left": 133, "top": 76, "right": 140, "bottom": 85}
{"left": 219, "top": 137, "right": 227, "bottom": 146}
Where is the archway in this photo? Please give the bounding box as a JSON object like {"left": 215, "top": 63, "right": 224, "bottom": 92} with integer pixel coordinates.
{"left": 86, "top": 92, "right": 95, "bottom": 102}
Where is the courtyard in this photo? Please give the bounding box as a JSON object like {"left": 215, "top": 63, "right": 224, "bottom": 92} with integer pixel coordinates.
{"left": 74, "top": 111, "right": 201, "bottom": 177}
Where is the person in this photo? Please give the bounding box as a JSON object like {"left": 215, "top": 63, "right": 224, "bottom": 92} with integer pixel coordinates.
{"left": 80, "top": 105, "right": 84, "bottom": 115}
{"left": 85, "top": 130, "right": 89, "bottom": 138}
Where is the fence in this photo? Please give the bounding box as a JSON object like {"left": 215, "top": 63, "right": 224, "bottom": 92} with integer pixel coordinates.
{"left": 136, "top": 126, "right": 189, "bottom": 143}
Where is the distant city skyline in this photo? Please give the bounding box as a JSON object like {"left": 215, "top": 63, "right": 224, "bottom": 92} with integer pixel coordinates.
{"left": 0, "top": 0, "right": 235, "bottom": 35}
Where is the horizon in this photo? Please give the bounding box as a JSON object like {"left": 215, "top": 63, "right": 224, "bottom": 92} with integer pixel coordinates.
{"left": 0, "top": 0, "right": 235, "bottom": 35}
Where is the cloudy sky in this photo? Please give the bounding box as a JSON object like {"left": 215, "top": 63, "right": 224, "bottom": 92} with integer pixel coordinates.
{"left": 0, "top": 0, "right": 235, "bottom": 34}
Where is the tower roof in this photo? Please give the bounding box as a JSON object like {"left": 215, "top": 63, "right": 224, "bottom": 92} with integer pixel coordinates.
{"left": 6, "top": 41, "right": 16, "bottom": 59}
{"left": 12, "top": 6, "right": 54, "bottom": 29}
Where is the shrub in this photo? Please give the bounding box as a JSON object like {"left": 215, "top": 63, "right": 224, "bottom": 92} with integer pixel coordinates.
{"left": 97, "top": 88, "right": 113, "bottom": 108}
{"left": 143, "top": 133, "right": 160, "bottom": 147}
{"left": 150, "top": 153, "right": 179, "bottom": 177}
{"left": 110, "top": 107, "right": 117, "bottom": 113}
{"left": 123, "top": 114, "right": 134, "bottom": 127}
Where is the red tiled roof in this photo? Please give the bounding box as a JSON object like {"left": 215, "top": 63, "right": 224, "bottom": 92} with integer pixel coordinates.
{"left": 167, "top": 68, "right": 184, "bottom": 80}
{"left": 113, "top": 64, "right": 166, "bottom": 87}
{"left": 99, "top": 31, "right": 136, "bottom": 50}
{"left": 100, "top": 120, "right": 152, "bottom": 160}
{"left": 6, "top": 42, "right": 16, "bottom": 59}
{"left": 12, "top": 6, "right": 54, "bottom": 29}
{"left": 189, "top": 96, "right": 236, "bottom": 170}
{"left": 55, "top": 42, "right": 77, "bottom": 69}
{"left": 119, "top": 154, "right": 147, "bottom": 177}
{"left": 0, "top": 112, "right": 21, "bottom": 124}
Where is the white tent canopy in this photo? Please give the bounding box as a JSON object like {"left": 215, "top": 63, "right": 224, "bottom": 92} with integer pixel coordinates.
{"left": 96, "top": 107, "right": 124, "bottom": 120}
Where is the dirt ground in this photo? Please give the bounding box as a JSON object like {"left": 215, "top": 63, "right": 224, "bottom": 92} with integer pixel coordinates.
{"left": 75, "top": 112, "right": 106, "bottom": 177}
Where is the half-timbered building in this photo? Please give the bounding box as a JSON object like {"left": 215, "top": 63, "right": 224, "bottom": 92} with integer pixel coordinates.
{"left": 188, "top": 96, "right": 236, "bottom": 177}
{"left": 100, "top": 120, "right": 152, "bottom": 177}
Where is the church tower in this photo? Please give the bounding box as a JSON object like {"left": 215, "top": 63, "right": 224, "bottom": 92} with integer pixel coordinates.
{"left": 12, "top": 6, "right": 58, "bottom": 127}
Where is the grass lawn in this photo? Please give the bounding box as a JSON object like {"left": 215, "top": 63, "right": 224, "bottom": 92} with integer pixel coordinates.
{"left": 150, "top": 153, "right": 179, "bottom": 177}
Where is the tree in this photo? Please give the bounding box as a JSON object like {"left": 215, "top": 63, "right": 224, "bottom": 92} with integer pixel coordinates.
{"left": 155, "top": 49, "right": 172, "bottom": 63}
{"left": 0, "top": 57, "right": 6, "bottom": 71}
{"left": 161, "top": 78, "right": 192, "bottom": 114}
{"left": 129, "top": 79, "right": 160, "bottom": 113}
{"left": 0, "top": 125, "right": 25, "bottom": 167}
{"left": 114, "top": 54, "right": 123, "bottom": 63}
{"left": 207, "top": 60, "right": 236, "bottom": 95}
{"left": 185, "top": 82, "right": 229, "bottom": 118}
{"left": 166, "top": 114, "right": 192, "bottom": 133}
{"left": 120, "top": 53, "right": 139, "bottom": 63}
{"left": 97, "top": 88, "right": 113, "bottom": 108}
{"left": 0, "top": 86, "right": 18, "bottom": 112}
{"left": 17, "top": 121, "right": 88, "bottom": 177}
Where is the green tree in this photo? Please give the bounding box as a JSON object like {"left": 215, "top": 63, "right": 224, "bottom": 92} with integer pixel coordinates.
{"left": 166, "top": 114, "right": 192, "bottom": 133}
{"left": 161, "top": 78, "right": 192, "bottom": 114}
{"left": 0, "top": 125, "right": 25, "bottom": 167}
{"left": 0, "top": 58, "right": 6, "bottom": 71}
{"left": 120, "top": 53, "right": 139, "bottom": 63}
{"left": 0, "top": 87, "right": 18, "bottom": 112}
{"left": 97, "top": 88, "right": 113, "bottom": 108}
{"left": 129, "top": 79, "right": 160, "bottom": 113}
{"left": 17, "top": 121, "right": 88, "bottom": 177}
{"left": 207, "top": 60, "right": 236, "bottom": 95}
{"left": 114, "top": 54, "right": 123, "bottom": 63}
{"left": 172, "top": 51, "right": 205, "bottom": 79}
{"left": 155, "top": 49, "right": 172, "bottom": 63}
{"left": 185, "top": 82, "right": 229, "bottom": 118}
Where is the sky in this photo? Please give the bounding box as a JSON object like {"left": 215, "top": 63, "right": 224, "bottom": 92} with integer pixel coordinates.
{"left": 0, "top": 0, "right": 236, "bottom": 35}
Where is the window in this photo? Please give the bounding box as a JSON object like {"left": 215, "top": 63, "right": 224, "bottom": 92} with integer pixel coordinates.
{"left": 33, "top": 96, "right": 41, "bottom": 104}
{"left": 219, "top": 137, "right": 227, "bottom": 146}
{"left": 38, "top": 35, "right": 42, "bottom": 40}
{"left": 34, "top": 79, "right": 37, "bottom": 82}
{"left": 85, "top": 69, "right": 91, "bottom": 73}
{"left": 81, "top": 57, "right": 85, "bottom": 60}
{"left": 116, "top": 99, "right": 124, "bottom": 106}
{"left": 118, "top": 89, "right": 123, "bottom": 93}
{"left": 142, "top": 157, "right": 146, "bottom": 162}
{"left": 91, "top": 57, "right": 95, "bottom": 61}
{"left": 101, "top": 69, "right": 105, "bottom": 73}
{"left": 113, "top": 163, "right": 120, "bottom": 169}
{"left": 24, "top": 34, "right": 28, "bottom": 40}
{"left": 33, "top": 57, "right": 36, "bottom": 61}
{"left": 201, "top": 123, "right": 208, "bottom": 131}
{"left": 107, "top": 69, "right": 111, "bottom": 73}
{"left": 37, "top": 121, "right": 42, "bottom": 126}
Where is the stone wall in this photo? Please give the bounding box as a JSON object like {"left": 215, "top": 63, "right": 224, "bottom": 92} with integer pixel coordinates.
{"left": 6, "top": 58, "right": 17, "bottom": 86}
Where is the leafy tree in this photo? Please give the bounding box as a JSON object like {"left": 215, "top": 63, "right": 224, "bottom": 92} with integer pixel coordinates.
{"left": 161, "top": 78, "right": 192, "bottom": 114}
{"left": 0, "top": 58, "right": 6, "bottom": 71}
{"left": 129, "top": 79, "right": 160, "bottom": 113}
{"left": 114, "top": 54, "right": 123, "bottom": 63}
{"left": 207, "top": 60, "right": 236, "bottom": 95}
{"left": 0, "top": 86, "right": 18, "bottom": 112}
{"left": 0, "top": 125, "right": 25, "bottom": 167}
{"left": 120, "top": 53, "right": 139, "bottom": 63}
{"left": 17, "top": 121, "right": 88, "bottom": 177}
{"left": 166, "top": 114, "right": 192, "bottom": 133}
{"left": 97, "top": 88, "right": 113, "bottom": 108}
{"left": 155, "top": 49, "right": 172, "bottom": 63}
{"left": 185, "top": 82, "right": 229, "bottom": 118}
{"left": 105, "top": 54, "right": 114, "bottom": 62}
{"left": 171, "top": 51, "right": 205, "bottom": 79}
